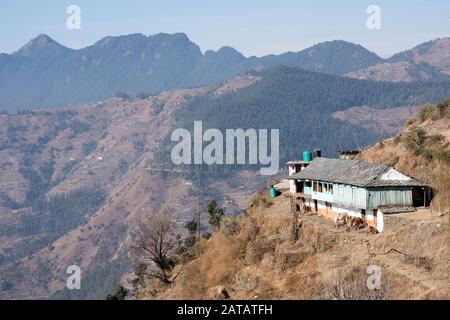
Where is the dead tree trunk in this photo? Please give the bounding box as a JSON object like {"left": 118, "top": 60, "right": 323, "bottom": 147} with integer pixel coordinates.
{"left": 290, "top": 195, "right": 302, "bottom": 242}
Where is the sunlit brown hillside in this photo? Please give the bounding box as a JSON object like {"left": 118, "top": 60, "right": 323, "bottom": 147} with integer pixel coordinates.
{"left": 135, "top": 98, "right": 450, "bottom": 300}
{"left": 358, "top": 97, "right": 450, "bottom": 214}
{"left": 0, "top": 76, "right": 265, "bottom": 299}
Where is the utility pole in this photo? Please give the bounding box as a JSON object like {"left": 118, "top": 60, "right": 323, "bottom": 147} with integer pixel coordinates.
{"left": 290, "top": 195, "right": 299, "bottom": 242}
{"left": 197, "top": 195, "right": 201, "bottom": 240}
{"left": 197, "top": 165, "right": 202, "bottom": 240}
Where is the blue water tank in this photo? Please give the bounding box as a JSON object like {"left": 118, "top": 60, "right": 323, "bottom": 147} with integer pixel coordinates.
{"left": 303, "top": 151, "right": 312, "bottom": 162}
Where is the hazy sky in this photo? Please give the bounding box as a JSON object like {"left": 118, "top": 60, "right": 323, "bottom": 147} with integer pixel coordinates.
{"left": 1, "top": 0, "right": 449, "bottom": 57}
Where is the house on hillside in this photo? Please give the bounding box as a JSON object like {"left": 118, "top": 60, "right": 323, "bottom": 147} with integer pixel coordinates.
{"left": 286, "top": 157, "right": 431, "bottom": 231}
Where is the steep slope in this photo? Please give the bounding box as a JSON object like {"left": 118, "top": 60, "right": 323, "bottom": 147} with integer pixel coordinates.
{"left": 137, "top": 190, "right": 450, "bottom": 300}
{"left": 357, "top": 97, "right": 450, "bottom": 213}
{"left": 332, "top": 105, "right": 420, "bottom": 135}
{"left": 346, "top": 38, "right": 450, "bottom": 82}
{"left": 346, "top": 61, "right": 450, "bottom": 82}
{"left": 0, "top": 77, "right": 267, "bottom": 299}
{"left": 0, "top": 90, "right": 202, "bottom": 298}
{"left": 390, "top": 38, "right": 450, "bottom": 75}
{"left": 13, "top": 34, "right": 74, "bottom": 59}
{"left": 135, "top": 98, "right": 450, "bottom": 301}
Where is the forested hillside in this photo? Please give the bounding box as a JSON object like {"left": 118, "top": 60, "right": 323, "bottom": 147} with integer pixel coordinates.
{"left": 173, "top": 67, "right": 450, "bottom": 164}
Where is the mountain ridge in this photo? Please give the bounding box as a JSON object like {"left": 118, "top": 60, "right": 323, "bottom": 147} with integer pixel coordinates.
{"left": 347, "top": 38, "right": 450, "bottom": 82}
{"left": 2, "top": 33, "right": 448, "bottom": 112}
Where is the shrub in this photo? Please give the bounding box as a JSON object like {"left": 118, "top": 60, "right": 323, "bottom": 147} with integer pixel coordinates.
{"left": 221, "top": 217, "right": 241, "bottom": 236}
{"left": 106, "top": 285, "right": 128, "bottom": 300}
{"left": 207, "top": 200, "right": 224, "bottom": 229}
{"left": 418, "top": 104, "right": 435, "bottom": 122}
{"left": 404, "top": 255, "right": 433, "bottom": 272}
{"left": 404, "top": 127, "right": 429, "bottom": 157}
{"left": 81, "top": 141, "right": 97, "bottom": 156}
{"left": 248, "top": 190, "right": 274, "bottom": 209}
{"left": 436, "top": 98, "right": 450, "bottom": 118}
{"left": 322, "top": 266, "right": 389, "bottom": 300}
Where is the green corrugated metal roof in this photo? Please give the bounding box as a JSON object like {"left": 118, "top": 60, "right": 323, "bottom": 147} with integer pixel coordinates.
{"left": 287, "top": 157, "right": 427, "bottom": 188}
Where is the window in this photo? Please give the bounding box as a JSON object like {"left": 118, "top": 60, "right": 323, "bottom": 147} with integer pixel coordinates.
{"left": 329, "top": 184, "right": 333, "bottom": 194}
{"left": 313, "top": 181, "right": 318, "bottom": 192}
{"left": 318, "top": 183, "right": 323, "bottom": 193}
{"left": 305, "top": 181, "right": 312, "bottom": 188}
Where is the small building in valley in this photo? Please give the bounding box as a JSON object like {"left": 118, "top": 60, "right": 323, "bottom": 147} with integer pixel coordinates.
{"left": 287, "top": 157, "right": 431, "bottom": 230}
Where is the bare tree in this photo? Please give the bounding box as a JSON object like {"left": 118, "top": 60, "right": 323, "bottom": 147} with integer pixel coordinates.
{"left": 134, "top": 214, "right": 178, "bottom": 284}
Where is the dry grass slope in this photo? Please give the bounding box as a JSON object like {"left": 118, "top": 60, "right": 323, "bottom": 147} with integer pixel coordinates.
{"left": 137, "top": 187, "right": 450, "bottom": 300}
{"left": 358, "top": 97, "right": 450, "bottom": 214}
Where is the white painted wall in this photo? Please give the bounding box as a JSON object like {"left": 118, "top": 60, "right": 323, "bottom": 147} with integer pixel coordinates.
{"left": 288, "top": 165, "right": 297, "bottom": 175}
{"left": 317, "top": 200, "right": 328, "bottom": 210}
{"left": 380, "top": 168, "right": 411, "bottom": 181}
{"left": 366, "top": 209, "right": 375, "bottom": 221}
{"left": 332, "top": 204, "right": 363, "bottom": 218}
{"left": 289, "top": 180, "right": 297, "bottom": 193}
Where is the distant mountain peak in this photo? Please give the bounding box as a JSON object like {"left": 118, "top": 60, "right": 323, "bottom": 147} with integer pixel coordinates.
{"left": 287, "top": 39, "right": 383, "bottom": 74}
{"left": 90, "top": 32, "right": 197, "bottom": 52}
{"left": 306, "top": 39, "right": 380, "bottom": 56}
{"left": 31, "top": 34, "right": 56, "bottom": 44}
{"left": 217, "top": 46, "right": 241, "bottom": 53}
{"left": 14, "top": 34, "right": 69, "bottom": 57}
{"left": 212, "top": 46, "right": 245, "bottom": 59}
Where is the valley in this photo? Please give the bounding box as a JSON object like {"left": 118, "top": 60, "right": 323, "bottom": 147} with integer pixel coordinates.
{"left": 0, "top": 62, "right": 449, "bottom": 300}
{"left": 1, "top": 0, "right": 450, "bottom": 304}
{"left": 0, "top": 77, "right": 268, "bottom": 299}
